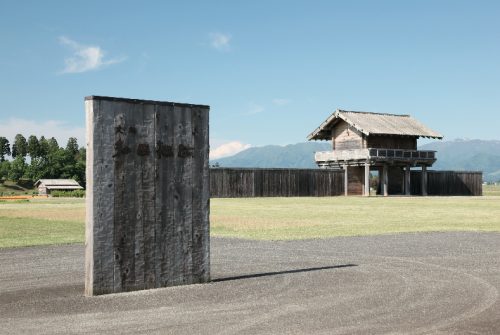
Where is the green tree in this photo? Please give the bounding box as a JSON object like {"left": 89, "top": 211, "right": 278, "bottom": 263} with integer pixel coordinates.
{"left": 0, "top": 137, "right": 11, "bottom": 162}
{"left": 76, "top": 147, "right": 86, "bottom": 162}
{"left": 25, "top": 157, "right": 50, "bottom": 182}
{"left": 43, "top": 145, "right": 77, "bottom": 181}
{"left": 39, "top": 136, "right": 49, "bottom": 158}
{"left": 66, "top": 137, "right": 79, "bottom": 156}
{"left": 47, "top": 137, "right": 59, "bottom": 154}
{"left": 74, "top": 160, "right": 86, "bottom": 187}
{"left": 27, "top": 135, "right": 41, "bottom": 158}
{"left": 12, "top": 134, "right": 28, "bottom": 158}
{"left": 0, "top": 161, "right": 11, "bottom": 182}
{"left": 8, "top": 156, "right": 27, "bottom": 182}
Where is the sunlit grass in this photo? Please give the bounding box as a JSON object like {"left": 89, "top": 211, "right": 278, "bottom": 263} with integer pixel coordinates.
{"left": 0, "top": 216, "right": 84, "bottom": 248}
{"left": 210, "top": 196, "right": 500, "bottom": 240}
{"left": 0, "top": 195, "right": 499, "bottom": 247}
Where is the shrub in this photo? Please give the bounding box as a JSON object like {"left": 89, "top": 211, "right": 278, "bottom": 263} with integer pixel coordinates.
{"left": 23, "top": 191, "right": 28, "bottom": 194}
{"left": 71, "top": 190, "right": 86, "bottom": 198}
{"left": 51, "top": 190, "right": 86, "bottom": 198}
{"left": 32, "top": 191, "right": 38, "bottom": 195}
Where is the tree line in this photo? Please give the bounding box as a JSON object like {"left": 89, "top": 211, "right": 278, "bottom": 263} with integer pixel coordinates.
{"left": 0, "top": 135, "right": 85, "bottom": 187}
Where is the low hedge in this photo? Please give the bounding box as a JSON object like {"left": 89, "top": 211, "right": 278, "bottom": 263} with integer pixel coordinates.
{"left": 51, "top": 190, "right": 86, "bottom": 198}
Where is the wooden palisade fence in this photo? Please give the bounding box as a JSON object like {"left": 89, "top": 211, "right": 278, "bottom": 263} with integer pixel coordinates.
{"left": 211, "top": 168, "right": 482, "bottom": 197}
{"left": 210, "top": 168, "right": 344, "bottom": 197}
{"left": 410, "top": 170, "right": 482, "bottom": 196}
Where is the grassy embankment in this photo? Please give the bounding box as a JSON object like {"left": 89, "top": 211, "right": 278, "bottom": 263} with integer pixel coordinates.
{"left": 0, "top": 180, "right": 36, "bottom": 196}
{"left": 1, "top": 189, "right": 499, "bottom": 247}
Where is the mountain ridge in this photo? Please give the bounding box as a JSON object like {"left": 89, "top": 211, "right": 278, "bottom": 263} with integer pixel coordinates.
{"left": 210, "top": 139, "right": 500, "bottom": 181}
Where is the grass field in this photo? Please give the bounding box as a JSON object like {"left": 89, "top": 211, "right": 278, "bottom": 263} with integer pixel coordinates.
{"left": 483, "top": 184, "right": 500, "bottom": 196}
{"left": 0, "top": 198, "right": 85, "bottom": 248}
{"left": 0, "top": 193, "right": 499, "bottom": 248}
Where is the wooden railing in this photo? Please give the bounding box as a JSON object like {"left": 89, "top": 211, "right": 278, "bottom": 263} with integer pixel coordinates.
{"left": 314, "top": 148, "right": 437, "bottom": 162}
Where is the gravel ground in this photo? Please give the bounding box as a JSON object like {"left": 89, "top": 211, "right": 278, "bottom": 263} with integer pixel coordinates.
{"left": 1, "top": 231, "right": 499, "bottom": 334}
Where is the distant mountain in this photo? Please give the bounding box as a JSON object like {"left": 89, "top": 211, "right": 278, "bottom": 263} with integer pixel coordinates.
{"left": 210, "top": 139, "right": 500, "bottom": 181}
{"left": 419, "top": 138, "right": 500, "bottom": 181}
{"left": 419, "top": 138, "right": 500, "bottom": 166}
{"left": 443, "top": 154, "right": 500, "bottom": 180}
{"left": 210, "top": 142, "right": 331, "bottom": 168}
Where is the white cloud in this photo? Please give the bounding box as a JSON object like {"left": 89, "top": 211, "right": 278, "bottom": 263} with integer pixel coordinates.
{"left": 138, "top": 52, "right": 148, "bottom": 71}
{"left": 210, "top": 141, "right": 251, "bottom": 160}
{"left": 59, "top": 36, "right": 126, "bottom": 73}
{"left": 209, "top": 32, "right": 232, "bottom": 51}
{"left": 273, "top": 99, "right": 291, "bottom": 106}
{"left": 0, "top": 118, "right": 85, "bottom": 152}
{"left": 246, "top": 104, "right": 264, "bottom": 115}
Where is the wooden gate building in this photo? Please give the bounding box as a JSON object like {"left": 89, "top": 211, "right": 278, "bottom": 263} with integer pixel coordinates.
{"left": 307, "top": 109, "right": 444, "bottom": 196}
{"left": 85, "top": 96, "right": 210, "bottom": 296}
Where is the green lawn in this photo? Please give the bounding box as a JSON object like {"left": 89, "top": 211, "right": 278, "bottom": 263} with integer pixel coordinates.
{"left": 0, "top": 195, "right": 499, "bottom": 248}
{"left": 211, "top": 196, "right": 500, "bottom": 240}
{"left": 0, "top": 216, "right": 84, "bottom": 248}
{"left": 0, "top": 198, "right": 85, "bottom": 248}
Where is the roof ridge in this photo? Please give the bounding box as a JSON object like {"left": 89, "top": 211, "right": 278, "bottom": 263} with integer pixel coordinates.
{"left": 339, "top": 110, "right": 410, "bottom": 117}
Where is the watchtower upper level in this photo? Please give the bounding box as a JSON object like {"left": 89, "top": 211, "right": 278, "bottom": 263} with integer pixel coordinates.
{"left": 307, "top": 109, "right": 443, "bottom": 150}
{"left": 307, "top": 109, "right": 443, "bottom": 168}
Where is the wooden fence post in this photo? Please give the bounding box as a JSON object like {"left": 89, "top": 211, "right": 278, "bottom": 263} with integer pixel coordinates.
{"left": 422, "top": 165, "right": 428, "bottom": 196}
{"left": 364, "top": 164, "right": 370, "bottom": 196}
{"left": 383, "top": 164, "right": 388, "bottom": 197}
{"left": 344, "top": 164, "right": 348, "bottom": 196}
{"left": 405, "top": 164, "right": 411, "bottom": 196}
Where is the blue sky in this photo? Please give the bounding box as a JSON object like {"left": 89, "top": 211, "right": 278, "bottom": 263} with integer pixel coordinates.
{"left": 1, "top": 1, "right": 499, "bottom": 159}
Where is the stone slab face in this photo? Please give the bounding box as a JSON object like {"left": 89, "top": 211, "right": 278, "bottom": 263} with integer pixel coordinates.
{"left": 85, "top": 96, "right": 210, "bottom": 296}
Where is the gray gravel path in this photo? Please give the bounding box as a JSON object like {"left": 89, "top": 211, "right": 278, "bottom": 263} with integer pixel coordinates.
{"left": 1, "top": 231, "right": 499, "bottom": 334}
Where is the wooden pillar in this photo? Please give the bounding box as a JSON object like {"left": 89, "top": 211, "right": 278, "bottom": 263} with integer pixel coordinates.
{"left": 405, "top": 164, "right": 411, "bottom": 195}
{"left": 331, "top": 129, "right": 335, "bottom": 150}
{"left": 422, "top": 165, "right": 427, "bottom": 196}
{"left": 383, "top": 164, "right": 388, "bottom": 197}
{"left": 343, "top": 164, "right": 348, "bottom": 196}
{"left": 364, "top": 163, "right": 370, "bottom": 196}
{"left": 401, "top": 167, "right": 405, "bottom": 195}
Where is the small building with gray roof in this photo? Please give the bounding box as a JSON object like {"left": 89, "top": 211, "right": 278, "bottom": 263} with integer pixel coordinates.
{"left": 34, "top": 179, "right": 84, "bottom": 195}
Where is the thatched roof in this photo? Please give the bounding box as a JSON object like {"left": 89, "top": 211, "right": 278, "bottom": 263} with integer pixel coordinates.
{"left": 34, "top": 179, "right": 83, "bottom": 189}
{"left": 307, "top": 109, "right": 444, "bottom": 141}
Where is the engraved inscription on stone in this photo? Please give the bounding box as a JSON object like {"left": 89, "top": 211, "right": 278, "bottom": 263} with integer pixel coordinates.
{"left": 162, "top": 145, "right": 174, "bottom": 157}
{"left": 156, "top": 140, "right": 174, "bottom": 158}
{"left": 178, "top": 144, "right": 194, "bottom": 158}
{"left": 137, "top": 144, "right": 150, "bottom": 156}
{"left": 122, "top": 146, "right": 132, "bottom": 154}
{"left": 112, "top": 138, "right": 123, "bottom": 157}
